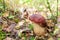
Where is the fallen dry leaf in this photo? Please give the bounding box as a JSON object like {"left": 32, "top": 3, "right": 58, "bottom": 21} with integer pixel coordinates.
{"left": 46, "top": 19, "right": 54, "bottom": 27}
{"left": 3, "top": 23, "right": 16, "bottom": 32}
{"left": 4, "top": 37, "right": 15, "bottom": 40}
{"left": 15, "top": 20, "right": 24, "bottom": 30}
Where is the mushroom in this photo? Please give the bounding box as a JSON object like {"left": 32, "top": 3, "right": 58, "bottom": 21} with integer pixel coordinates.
{"left": 29, "top": 14, "right": 47, "bottom": 27}
{"left": 29, "top": 14, "right": 46, "bottom": 36}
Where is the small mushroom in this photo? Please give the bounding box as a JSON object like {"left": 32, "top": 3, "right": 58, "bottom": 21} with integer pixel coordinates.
{"left": 29, "top": 14, "right": 47, "bottom": 27}
{"left": 29, "top": 14, "right": 46, "bottom": 36}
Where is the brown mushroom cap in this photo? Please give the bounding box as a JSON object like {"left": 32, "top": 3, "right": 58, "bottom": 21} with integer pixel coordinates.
{"left": 29, "top": 14, "right": 46, "bottom": 26}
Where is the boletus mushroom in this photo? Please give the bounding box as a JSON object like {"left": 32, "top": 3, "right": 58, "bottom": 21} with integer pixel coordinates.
{"left": 29, "top": 14, "right": 47, "bottom": 36}
{"left": 29, "top": 14, "right": 47, "bottom": 27}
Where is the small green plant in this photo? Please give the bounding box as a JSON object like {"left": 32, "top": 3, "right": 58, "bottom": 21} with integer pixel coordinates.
{"left": 0, "top": 0, "right": 6, "bottom": 12}
{"left": 0, "top": 26, "right": 6, "bottom": 40}
{"left": 46, "top": 0, "right": 58, "bottom": 24}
